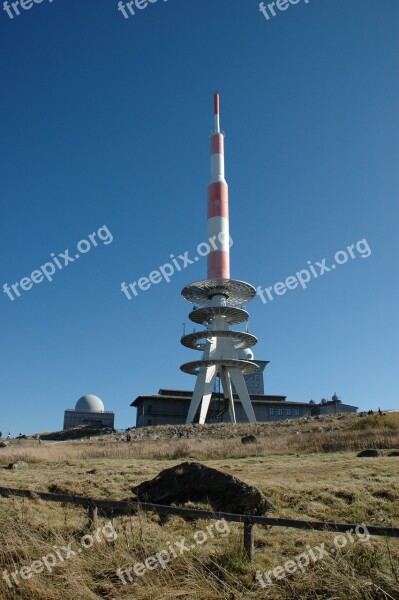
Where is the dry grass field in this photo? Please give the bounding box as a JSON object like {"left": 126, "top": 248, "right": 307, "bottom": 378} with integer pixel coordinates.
{"left": 0, "top": 413, "right": 398, "bottom": 599}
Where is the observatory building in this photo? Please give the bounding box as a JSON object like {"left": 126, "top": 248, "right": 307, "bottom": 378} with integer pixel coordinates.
{"left": 63, "top": 395, "right": 115, "bottom": 430}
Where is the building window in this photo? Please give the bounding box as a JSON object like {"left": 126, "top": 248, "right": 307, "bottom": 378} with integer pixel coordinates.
{"left": 269, "top": 407, "right": 275, "bottom": 416}
{"left": 147, "top": 419, "right": 152, "bottom": 426}
{"left": 286, "top": 408, "right": 291, "bottom": 416}
{"left": 147, "top": 405, "right": 152, "bottom": 415}
{"left": 294, "top": 408, "right": 301, "bottom": 417}
{"left": 277, "top": 407, "right": 283, "bottom": 416}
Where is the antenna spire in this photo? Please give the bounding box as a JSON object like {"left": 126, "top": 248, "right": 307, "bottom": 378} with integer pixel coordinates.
{"left": 213, "top": 92, "right": 221, "bottom": 133}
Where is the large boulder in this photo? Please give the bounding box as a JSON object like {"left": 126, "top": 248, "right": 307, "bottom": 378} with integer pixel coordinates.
{"left": 241, "top": 435, "right": 257, "bottom": 445}
{"left": 357, "top": 449, "right": 383, "bottom": 457}
{"left": 132, "top": 461, "right": 272, "bottom": 515}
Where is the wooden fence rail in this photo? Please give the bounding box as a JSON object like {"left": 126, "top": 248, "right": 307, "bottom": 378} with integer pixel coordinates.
{"left": 1, "top": 486, "right": 398, "bottom": 560}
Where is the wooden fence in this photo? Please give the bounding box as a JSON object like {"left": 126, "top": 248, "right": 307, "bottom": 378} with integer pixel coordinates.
{"left": 1, "top": 486, "right": 398, "bottom": 560}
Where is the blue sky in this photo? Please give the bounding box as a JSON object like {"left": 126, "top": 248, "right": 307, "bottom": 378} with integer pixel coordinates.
{"left": 0, "top": 0, "right": 397, "bottom": 435}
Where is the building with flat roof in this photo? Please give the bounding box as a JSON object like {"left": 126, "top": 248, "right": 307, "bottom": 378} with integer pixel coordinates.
{"left": 311, "top": 394, "right": 358, "bottom": 416}
{"left": 131, "top": 385, "right": 358, "bottom": 428}
{"left": 63, "top": 395, "right": 115, "bottom": 430}
{"left": 131, "top": 388, "right": 314, "bottom": 428}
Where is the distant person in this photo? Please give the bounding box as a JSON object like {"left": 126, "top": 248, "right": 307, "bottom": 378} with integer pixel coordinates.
{"left": 378, "top": 407, "right": 382, "bottom": 416}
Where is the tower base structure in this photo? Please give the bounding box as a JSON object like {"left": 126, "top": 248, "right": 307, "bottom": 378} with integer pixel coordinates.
{"left": 180, "top": 278, "right": 258, "bottom": 424}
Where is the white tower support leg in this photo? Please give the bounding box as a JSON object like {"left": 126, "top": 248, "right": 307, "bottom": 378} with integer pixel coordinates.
{"left": 219, "top": 366, "right": 236, "bottom": 423}
{"left": 198, "top": 366, "right": 217, "bottom": 424}
{"left": 228, "top": 367, "right": 257, "bottom": 423}
{"left": 186, "top": 364, "right": 217, "bottom": 424}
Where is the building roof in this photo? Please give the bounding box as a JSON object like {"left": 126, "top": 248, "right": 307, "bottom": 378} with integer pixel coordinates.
{"left": 157, "top": 388, "right": 287, "bottom": 399}
{"left": 131, "top": 389, "right": 312, "bottom": 408}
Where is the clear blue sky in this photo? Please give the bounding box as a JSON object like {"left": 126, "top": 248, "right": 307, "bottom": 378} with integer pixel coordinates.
{"left": 0, "top": 0, "right": 397, "bottom": 435}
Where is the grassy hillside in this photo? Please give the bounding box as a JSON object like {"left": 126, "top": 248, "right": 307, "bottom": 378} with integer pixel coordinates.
{"left": 0, "top": 413, "right": 398, "bottom": 599}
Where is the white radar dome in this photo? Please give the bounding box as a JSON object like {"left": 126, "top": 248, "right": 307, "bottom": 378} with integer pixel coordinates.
{"left": 237, "top": 348, "right": 254, "bottom": 360}
{"left": 75, "top": 395, "right": 105, "bottom": 412}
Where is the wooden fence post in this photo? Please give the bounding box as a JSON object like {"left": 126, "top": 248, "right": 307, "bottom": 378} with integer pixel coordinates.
{"left": 243, "top": 522, "right": 254, "bottom": 561}
{"left": 87, "top": 504, "right": 98, "bottom": 528}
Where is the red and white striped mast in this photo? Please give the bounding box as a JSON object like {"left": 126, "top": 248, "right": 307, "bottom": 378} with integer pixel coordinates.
{"left": 207, "top": 93, "right": 230, "bottom": 280}
{"left": 180, "top": 93, "right": 258, "bottom": 425}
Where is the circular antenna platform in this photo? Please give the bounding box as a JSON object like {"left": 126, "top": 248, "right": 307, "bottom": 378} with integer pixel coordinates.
{"left": 181, "top": 330, "right": 257, "bottom": 351}
{"left": 181, "top": 279, "right": 256, "bottom": 306}
{"left": 180, "top": 358, "right": 259, "bottom": 376}
{"left": 189, "top": 306, "right": 249, "bottom": 325}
